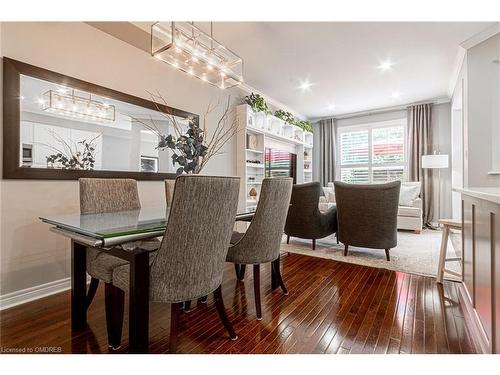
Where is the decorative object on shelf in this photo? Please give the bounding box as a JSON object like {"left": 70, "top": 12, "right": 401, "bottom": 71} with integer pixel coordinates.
{"left": 45, "top": 132, "right": 100, "bottom": 170}
{"left": 248, "top": 134, "right": 258, "bottom": 149}
{"left": 131, "top": 92, "right": 241, "bottom": 175}
{"left": 304, "top": 149, "right": 310, "bottom": 161}
{"left": 249, "top": 187, "right": 258, "bottom": 200}
{"left": 298, "top": 120, "right": 314, "bottom": 133}
{"left": 42, "top": 88, "right": 115, "bottom": 123}
{"left": 274, "top": 109, "right": 295, "bottom": 125}
{"left": 245, "top": 93, "right": 270, "bottom": 114}
{"left": 248, "top": 176, "right": 255, "bottom": 182}
{"left": 151, "top": 22, "right": 243, "bottom": 89}
{"left": 246, "top": 159, "right": 262, "bottom": 164}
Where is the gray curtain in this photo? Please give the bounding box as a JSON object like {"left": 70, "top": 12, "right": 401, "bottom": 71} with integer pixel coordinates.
{"left": 318, "top": 118, "right": 337, "bottom": 186}
{"left": 408, "top": 103, "right": 433, "bottom": 226}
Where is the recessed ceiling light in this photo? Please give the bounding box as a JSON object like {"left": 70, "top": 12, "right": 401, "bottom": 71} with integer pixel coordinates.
{"left": 378, "top": 60, "right": 394, "bottom": 72}
{"left": 299, "top": 80, "right": 313, "bottom": 92}
{"left": 391, "top": 91, "right": 401, "bottom": 99}
{"left": 328, "top": 103, "right": 336, "bottom": 110}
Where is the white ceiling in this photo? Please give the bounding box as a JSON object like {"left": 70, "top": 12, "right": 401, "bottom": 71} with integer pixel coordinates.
{"left": 135, "top": 22, "right": 495, "bottom": 119}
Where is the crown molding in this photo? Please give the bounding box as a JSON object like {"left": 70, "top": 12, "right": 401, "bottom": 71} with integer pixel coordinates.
{"left": 311, "top": 97, "right": 450, "bottom": 122}
{"left": 460, "top": 22, "right": 500, "bottom": 50}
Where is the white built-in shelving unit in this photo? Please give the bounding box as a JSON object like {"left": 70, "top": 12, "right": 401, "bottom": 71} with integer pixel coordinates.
{"left": 236, "top": 104, "right": 314, "bottom": 212}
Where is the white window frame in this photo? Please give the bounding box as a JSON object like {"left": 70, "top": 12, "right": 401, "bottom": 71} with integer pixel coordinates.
{"left": 336, "top": 118, "right": 408, "bottom": 183}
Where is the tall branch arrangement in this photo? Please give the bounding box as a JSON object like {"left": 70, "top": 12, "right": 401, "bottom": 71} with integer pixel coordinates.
{"left": 130, "top": 91, "right": 242, "bottom": 175}
{"left": 44, "top": 131, "right": 101, "bottom": 170}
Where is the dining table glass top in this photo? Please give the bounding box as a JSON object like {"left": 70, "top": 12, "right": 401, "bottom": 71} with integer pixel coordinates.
{"left": 40, "top": 207, "right": 255, "bottom": 239}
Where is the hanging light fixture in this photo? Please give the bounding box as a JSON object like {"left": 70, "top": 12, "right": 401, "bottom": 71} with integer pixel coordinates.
{"left": 151, "top": 22, "right": 244, "bottom": 89}
{"left": 42, "top": 89, "right": 115, "bottom": 123}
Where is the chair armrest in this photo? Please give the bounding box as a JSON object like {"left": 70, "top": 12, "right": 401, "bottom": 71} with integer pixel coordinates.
{"left": 412, "top": 197, "right": 422, "bottom": 210}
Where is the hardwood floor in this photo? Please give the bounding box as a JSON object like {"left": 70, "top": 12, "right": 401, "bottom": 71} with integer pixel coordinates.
{"left": 0, "top": 253, "right": 476, "bottom": 354}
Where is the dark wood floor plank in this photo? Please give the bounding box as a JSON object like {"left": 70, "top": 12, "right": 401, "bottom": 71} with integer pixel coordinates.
{"left": 0, "top": 253, "right": 476, "bottom": 354}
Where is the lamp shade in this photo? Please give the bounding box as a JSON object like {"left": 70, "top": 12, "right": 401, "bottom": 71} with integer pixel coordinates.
{"left": 422, "top": 154, "right": 449, "bottom": 169}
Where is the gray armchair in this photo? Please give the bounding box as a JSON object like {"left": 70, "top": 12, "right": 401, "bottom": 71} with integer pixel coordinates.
{"left": 284, "top": 182, "right": 338, "bottom": 250}
{"left": 226, "top": 177, "right": 293, "bottom": 320}
{"left": 334, "top": 181, "right": 400, "bottom": 261}
{"left": 110, "top": 175, "right": 241, "bottom": 352}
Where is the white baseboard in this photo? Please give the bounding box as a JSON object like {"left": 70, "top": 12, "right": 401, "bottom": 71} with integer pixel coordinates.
{"left": 0, "top": 277, "right": 89, "bottom": 311}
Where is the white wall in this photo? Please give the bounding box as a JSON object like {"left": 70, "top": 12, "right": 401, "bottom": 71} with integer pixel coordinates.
{"left": 467, "top": 32, "right": 500, "bottom": 187}
{"left": 0, "top": 22, "right": 248, "bottom": 297}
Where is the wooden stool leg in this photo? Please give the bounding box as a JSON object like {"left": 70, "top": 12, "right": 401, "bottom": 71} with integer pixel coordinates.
{"left": 436, "top": 225, "right": 450, "bottom": 284}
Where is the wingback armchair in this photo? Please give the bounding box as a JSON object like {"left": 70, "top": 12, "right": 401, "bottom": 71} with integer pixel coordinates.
{"left": 334, "top": 181, "right": 400, "bottom": 261}
{"left": 284, "top": 182, "right": 338, "bottom": 250}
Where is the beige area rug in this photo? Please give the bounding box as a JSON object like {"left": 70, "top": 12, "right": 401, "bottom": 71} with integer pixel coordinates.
{"left": 281, "top": 229, "right": 461, "bottom": 281}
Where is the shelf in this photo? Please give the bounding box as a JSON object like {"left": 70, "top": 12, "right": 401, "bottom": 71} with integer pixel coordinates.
{"left": 304, "top": 170, "right": 312, "bottom": 173}
{"left": 247, "top": 181, "right": 262, "bottom": 185}
{"left": 246, "top": 199, "right": 258, "bottom": 205}
{"left": 246, "top": 148, "right": 263, "bottom": 154}
{"left": 246, "top": 163, "right": 264, "bottom": 168}
{"left": 247, "top": 126, "right": 265, "bottom": 135}
{"left": 303, "top": 160, "right": 312, "bottom": 163}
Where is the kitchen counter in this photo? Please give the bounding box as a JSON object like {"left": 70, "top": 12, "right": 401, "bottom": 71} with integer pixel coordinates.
{"left": 453, "top": 187, "right": 500, "bottom": 204}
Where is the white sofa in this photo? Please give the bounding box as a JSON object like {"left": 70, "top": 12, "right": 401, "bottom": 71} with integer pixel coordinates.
{"left": 320, "top": 181, "right": 423, "bottom": 233}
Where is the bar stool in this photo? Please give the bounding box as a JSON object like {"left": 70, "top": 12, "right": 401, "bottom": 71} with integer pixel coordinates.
{"left": 436, "top": 218, "right": 462, "bottom": 284}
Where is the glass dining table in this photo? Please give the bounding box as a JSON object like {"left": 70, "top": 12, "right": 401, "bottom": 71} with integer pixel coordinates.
{"left": 40, "top": 206, "right": 255, "bottom": 353}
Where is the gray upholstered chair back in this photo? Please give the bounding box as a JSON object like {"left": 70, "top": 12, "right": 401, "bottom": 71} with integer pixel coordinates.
{"left": 228, "top": 178, "right": 293, "bottom": 264}
{"left": 79, "top": 178, "right": 141, "bottom": 214}
{"left": 284, "top": 181, "right": 337, "bottom": 239}
{"left": 150, "top": 175, "right": 240, "bottom": 303}
{"left": 334, "top": 181, "right": 400, "bottom": 249}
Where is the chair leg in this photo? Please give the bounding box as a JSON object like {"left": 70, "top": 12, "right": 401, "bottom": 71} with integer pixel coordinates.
{"left": 286, "top": 235, "right": 290, "bottom": 244}
{"left": 272, "top": 256, "right": 288, "bottom": 295}
{"left": 169, "top": 302, "right": 183, "bottom": 353}
{"left": 385, "top": 248, "right": 391, "bottom": 262}
{"left": 213, "top": 285, "right": 238, "bottom": 340}
{"left": 344, "top": 244, "right": 349, "bottom": 256}
{"left": 238, "top": 264, "right": 246, "bottom": 281}
{"left": 86, "top": 277, "right": 99, "bottom": 309}
{"left": 312, "top": 239, "right": 316, "bottom": 250}
{"left": 104, "top": 283, "right": 124, "bottom": 350}
{"left": 234, "top": 263, "right": 241, "bottom": 279}
{"left": 253, "top": 264, "right": 262, "bottom": 320}
{"left": 436, "top": 226, "right": 450, "bottom": 284}
{"left": 183, "top": 300, "right": 192, "bottom": 313}
{"left": 336, "top": 233, "right": 339, "bottom": 244}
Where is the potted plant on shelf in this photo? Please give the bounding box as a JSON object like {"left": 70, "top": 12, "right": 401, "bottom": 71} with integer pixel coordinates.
{"left": 244, "top": 93, "right": 270, "bottom": 114}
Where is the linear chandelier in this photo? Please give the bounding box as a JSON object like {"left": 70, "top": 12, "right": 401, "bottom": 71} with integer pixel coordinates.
{"left": 42, "top": 89, "right": 116, "bottom": 123}
{"left": 151, "top": 22, "right": 244, "bottom": 89}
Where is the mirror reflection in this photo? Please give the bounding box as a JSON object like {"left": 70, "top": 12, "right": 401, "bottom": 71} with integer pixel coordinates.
{"left": 19, "top": 74, "right": 189, "bottom": 173}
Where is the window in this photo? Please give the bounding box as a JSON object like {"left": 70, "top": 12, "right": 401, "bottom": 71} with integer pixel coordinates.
{"left": 337, "top": 120, "right": 406, "bottom": 184}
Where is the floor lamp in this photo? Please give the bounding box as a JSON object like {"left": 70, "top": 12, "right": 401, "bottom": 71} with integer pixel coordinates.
{"left": 422, "top": 154, "right": 449, "bottom": 228}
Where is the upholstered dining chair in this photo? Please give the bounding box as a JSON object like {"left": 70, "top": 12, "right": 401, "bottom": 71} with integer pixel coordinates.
{"left": 226, "top": 177, "right": 293, "bottom": 320}
{"left": 79, "top": 178, "right": 160, "bottom": 312}
{"left": 109, "top": 175, "right": 241, "bottom": 353}
{"left": 334, "top": 180, "right": 400, "bottom": 261}
{"left": 284, "top": 182, "right": 338, "bottom": 250}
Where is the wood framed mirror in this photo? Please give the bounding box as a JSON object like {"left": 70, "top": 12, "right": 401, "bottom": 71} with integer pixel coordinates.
{"left": 3, "top": 57, "right": 199, "bottom": 180}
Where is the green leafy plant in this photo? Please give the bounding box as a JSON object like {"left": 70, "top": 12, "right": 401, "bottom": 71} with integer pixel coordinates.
{"left": 245, "top": 93, "right": 270, "bottom": 114}
{"left": 298, "top": 120, "right": 314, "bottom": 133}
{"left": 274, "top": 110, "right": 295, "bottom": 124}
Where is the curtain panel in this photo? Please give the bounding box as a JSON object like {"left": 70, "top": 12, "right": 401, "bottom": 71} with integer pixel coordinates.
{"left": 407, "top": 103, "right": 433, "bottom": 226}
{"left": 318, "top": 118, "right": 337, "bottom": 187}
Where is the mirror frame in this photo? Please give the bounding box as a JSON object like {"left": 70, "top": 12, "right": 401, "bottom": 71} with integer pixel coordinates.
{"left": 3, "top": 57, "right": 199, "bottom": 180}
